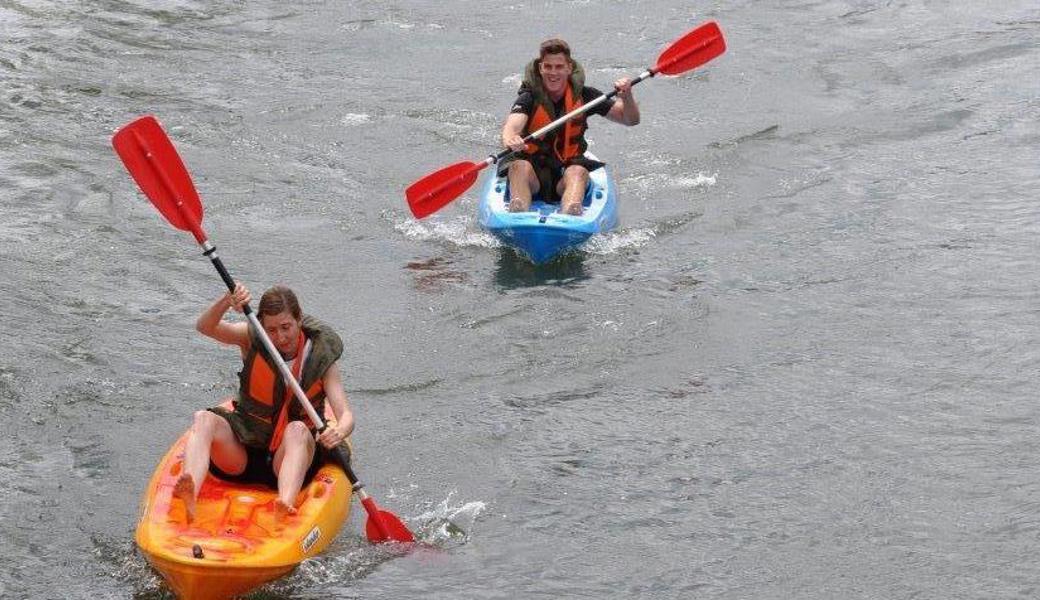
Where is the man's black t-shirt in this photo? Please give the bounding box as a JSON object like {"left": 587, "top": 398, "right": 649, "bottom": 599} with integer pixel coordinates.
{"left": 509, "top": 86, "right": 614, "bottom": 118}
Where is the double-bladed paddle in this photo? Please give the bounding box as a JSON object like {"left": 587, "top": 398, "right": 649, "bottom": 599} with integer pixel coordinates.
{"left": 112, "top": 115, "right": 414, "bottom": 544}
{"left": 405, "top": 20, "right": 727, "bottom": 219}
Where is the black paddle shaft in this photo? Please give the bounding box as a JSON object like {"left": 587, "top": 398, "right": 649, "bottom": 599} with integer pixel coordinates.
{"left": 200, "top": 241, "right": 362, "bottom": 487}
{"left": 201, "top": 242, "right": 254, "bottom": 315}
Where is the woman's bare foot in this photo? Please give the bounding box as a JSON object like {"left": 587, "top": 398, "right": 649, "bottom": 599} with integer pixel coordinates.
{"left": 274, "top": 498, "right": 298, "bottom": 522}
{"left": 173, "top": 473, "right": 196, "bottom": 523}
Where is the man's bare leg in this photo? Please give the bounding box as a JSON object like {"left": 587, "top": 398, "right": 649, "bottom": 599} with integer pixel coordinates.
{"left": 558, "top": 165, "right": 590, "bottom": 216}
{"left": 507, "top": 160, "right": 540, "bottom": 212}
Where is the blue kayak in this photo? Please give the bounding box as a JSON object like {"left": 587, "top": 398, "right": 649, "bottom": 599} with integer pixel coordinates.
{"left": 477, "top": 153, "right": 619, "bottom": 264}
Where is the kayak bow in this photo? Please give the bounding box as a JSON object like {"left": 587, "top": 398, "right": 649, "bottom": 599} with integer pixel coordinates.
{"left": 135, "top": 403, "right": 351, "bottom": 600}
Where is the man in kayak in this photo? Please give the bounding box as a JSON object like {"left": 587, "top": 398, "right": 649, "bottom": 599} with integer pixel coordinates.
{"left": 173, "top": 283, "right": 354, "bottom": 522}
{"left": 500, "top": 37, "right": 641, "bottom": 215}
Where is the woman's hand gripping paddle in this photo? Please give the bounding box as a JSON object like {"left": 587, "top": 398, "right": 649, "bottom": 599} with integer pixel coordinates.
{"left": 112, "top": 115, "right": 414, "bottom": 544}
{"left": 404, "top": 20, "right": 727, "bottom": 219}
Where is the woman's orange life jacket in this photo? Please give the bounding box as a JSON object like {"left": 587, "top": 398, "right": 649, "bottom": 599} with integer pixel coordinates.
{"left": 237, "top": 330, "right": 326, "bottom": 452}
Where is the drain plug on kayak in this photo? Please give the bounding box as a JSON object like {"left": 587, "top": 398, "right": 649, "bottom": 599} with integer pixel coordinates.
{"left": 192, "top": 544, "right": 204, "bottom": 559}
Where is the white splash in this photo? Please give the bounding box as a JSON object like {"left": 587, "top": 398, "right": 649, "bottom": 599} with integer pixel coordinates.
{"left": 340, "top": 113, "right": 371, "bottom": 126}
{"left": 591, "top": 66, "right": 629, "bottom": 75}
{"left": 623, "top": 171, "right": 717, "bottom": 190}
{"left": 676, "top": 172, "right": 718, "bottom": 187}
{"left": 285, "top": 492, "right": 486, "bottom": 588}
{"left": 413, "top": 491, "right": 487, "bottom": 546}
{"left": 584, "top": 227, "right": 657, "bottom": 255}
{"left": 395, "top": 216, "right": 501, "bottom": 249}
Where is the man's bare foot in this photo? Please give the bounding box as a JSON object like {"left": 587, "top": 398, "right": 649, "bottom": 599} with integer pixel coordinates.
{"left": 173, "top": 473, "right": 196, "bottom": 523}
{"left": 274, "top": 498, "right": 298, "bottom": 522}
{"left": 508, "top": 198, "right": 529, "bottom": 212}
{"left": 561, "top": 203, "right": 582, "bottom": 216}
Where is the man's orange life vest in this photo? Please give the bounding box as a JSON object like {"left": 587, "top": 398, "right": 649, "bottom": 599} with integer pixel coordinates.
{"left": 518, "top": 57, "right": 590, "bottom": 165}
{"left": 523, "top": 82, "right": 588, "bottom": 163}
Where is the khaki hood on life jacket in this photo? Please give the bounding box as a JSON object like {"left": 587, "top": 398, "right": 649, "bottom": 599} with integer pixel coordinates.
{"left": 520, "top": 57, "right": 586, "bottom": 118}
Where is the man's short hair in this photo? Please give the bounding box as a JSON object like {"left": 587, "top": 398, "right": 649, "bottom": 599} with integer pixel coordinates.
{"left": 539, "top": 38, "right": 571, "bottom": 59}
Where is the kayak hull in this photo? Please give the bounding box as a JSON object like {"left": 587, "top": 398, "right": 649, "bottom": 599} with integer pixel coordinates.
{"left": 142, "top": 553, "right": 295, "bottom": 600}
{"left": 136, "top": 404, "right": 351, "bottom": 600}
{"left": 478, "top": 154, "right": 619, "bottom": 264}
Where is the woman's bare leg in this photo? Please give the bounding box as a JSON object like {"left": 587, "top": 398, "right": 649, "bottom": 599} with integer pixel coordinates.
{"left": 271, "top": 421, "right": 316, "bottom": 518}
{"left": 174, "top": 410, "right": 247, "bottom": 522}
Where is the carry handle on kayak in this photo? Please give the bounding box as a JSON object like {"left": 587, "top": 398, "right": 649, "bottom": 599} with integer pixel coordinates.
{"left": 111, "top": 115, "right": 414, "bottom": 544}
{"left": 404, "top": 20, "right": 726, "bottom": 219}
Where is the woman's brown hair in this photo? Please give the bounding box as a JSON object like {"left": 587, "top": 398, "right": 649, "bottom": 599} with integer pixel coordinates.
{"left": 258, "top": 285, "right": 302, "bottom": 320}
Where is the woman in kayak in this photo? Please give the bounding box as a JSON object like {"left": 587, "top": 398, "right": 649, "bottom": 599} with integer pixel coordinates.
{"left": 500, "top": 37, "right": 640, "bottom": 216}
{"left": 173, "top": 283, "right": 353, "bottom": 522}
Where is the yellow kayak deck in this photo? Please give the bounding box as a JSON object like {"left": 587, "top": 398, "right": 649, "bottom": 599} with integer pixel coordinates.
{"left": 136, "top": 413, "right": 351, "bottom": 600}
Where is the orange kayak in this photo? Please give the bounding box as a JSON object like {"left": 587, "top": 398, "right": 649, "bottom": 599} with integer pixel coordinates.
{"left": 135, "top": 406, "right": 351, "bottom": 600}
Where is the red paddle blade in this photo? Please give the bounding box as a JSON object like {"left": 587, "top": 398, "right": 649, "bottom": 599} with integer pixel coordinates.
{"left": 653, "top": 21, "right": 727, "bottom": 77}
{"left": 365, "top": 509, "right": 415, "bottom": 543}
{"left": 405, "top": 160, "right": 486, "bottom": 219}
{"left": 361, "top": 497, "right": 415, "bottom": 543}
{"left": 112, "top": 115, "right": 205, "bottom": 240}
